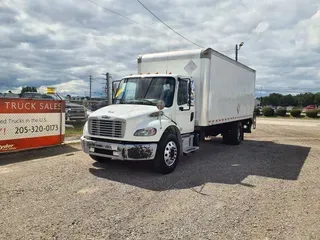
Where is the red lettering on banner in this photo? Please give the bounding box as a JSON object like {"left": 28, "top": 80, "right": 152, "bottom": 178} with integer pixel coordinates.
{"left": 0, "top": 99, "right": 65, "bottom": 114}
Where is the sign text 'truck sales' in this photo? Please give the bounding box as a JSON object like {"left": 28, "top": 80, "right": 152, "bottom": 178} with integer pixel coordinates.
{"left": 0, "top": 98, "right": 66, "bottom": 153}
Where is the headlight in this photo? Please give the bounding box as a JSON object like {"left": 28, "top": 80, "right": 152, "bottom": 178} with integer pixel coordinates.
{"left": 134, "top": 127, "right": 157, "bottom": 136}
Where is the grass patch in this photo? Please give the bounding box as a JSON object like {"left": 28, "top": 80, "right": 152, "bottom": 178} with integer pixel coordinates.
{"left": 65, "top": 122, "right": 85, "bottom": 137}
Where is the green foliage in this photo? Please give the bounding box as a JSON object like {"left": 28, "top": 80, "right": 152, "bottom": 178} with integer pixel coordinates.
{"left": 254, "top": 107, "right": 261, "bottom": 116}
{"left": 276, "top": 109, "right": 287, "bottom": 116}
{"left": 259, "top": 92, "right": 320, "bottom": 107}
{"left": 262, "top": 107, "right": 275, "bottom": 117}
{"left": 290, "top": 109, "right": 302, "bottom": 117}
{"left": 315, "top": 93, "right": 320, "bottom": 105}
{"left": 20, "top": 86, "right": 37, "bottom": 95}
{"left": 305, "top": 110, "right": 319, "bottom": 118}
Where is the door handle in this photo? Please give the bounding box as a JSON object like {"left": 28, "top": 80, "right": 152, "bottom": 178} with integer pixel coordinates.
{"left": 190, "top": 112, "right": 194, "bottom": 122}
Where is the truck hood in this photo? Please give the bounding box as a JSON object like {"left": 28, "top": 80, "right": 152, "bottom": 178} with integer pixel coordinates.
{"left": 89, "top": 104, "right": 160, "bottom": 120}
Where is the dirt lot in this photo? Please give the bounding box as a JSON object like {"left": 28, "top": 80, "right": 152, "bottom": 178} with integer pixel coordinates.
{"left": 1, "top": 119, "right": 320, "bottom": 240}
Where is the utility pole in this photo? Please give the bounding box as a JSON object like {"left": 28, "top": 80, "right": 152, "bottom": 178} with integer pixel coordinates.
{"left": 103, "top": 72, "right": 112, "bottom": 105}
{"left": 103, "top": 72, "right": 108, "bottom": 99}
{"left": 260, "top": 86, "right": 263, "bottom": 107}
{"left": 89, "top": 75, "right": 92, "bottom": 99}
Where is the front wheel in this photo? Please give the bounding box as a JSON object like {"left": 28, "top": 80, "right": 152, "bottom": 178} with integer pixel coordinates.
{"left": 153, "top": 133, "right": 180, "bottom": 174}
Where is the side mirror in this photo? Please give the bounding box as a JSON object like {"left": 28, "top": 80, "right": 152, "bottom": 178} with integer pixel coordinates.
{"left": 156, "top": 100, "right": 165, "bottom": 111}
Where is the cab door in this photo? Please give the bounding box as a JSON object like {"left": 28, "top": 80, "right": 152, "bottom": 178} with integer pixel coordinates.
{"left": 175, "top": 78, "right": 195, "bottom": 134}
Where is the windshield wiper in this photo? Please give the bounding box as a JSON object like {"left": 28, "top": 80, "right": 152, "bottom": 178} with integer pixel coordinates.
{"left": 135, "top": 99, "right": 155, "bottom": 105}
{"left": 119, "top": 100, "right": 129, "bottom": 104}
{"left": 119, "top": 99, "right": 155, "bottom": 105}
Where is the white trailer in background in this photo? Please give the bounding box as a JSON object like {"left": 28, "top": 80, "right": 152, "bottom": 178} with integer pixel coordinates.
{"left": 81, "top": 48, "right": 256, "bottom": 174}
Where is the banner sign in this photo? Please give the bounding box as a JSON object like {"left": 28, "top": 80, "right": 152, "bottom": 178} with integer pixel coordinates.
{"left": 0, "top": 99, "right": 65, "bottom": 153}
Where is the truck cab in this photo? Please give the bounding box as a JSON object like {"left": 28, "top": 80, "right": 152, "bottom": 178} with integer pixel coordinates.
{"left": 81, "top": 74, "right": 197, "bottom": 174}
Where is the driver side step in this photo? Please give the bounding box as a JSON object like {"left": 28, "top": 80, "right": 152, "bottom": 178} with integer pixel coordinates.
{"left": 181, "top": 134, "right": 200, "bottom": 154}
{"left": 183, "top": 146, "right": 199, "bottom": 154}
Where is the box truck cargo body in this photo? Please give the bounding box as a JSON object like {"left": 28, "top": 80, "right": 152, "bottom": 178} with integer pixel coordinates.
{"left": 81, "top": 48, "right": 256, "bottom": 174}
{"left": 138, "top": 48, "right": 256, "bottom": 127}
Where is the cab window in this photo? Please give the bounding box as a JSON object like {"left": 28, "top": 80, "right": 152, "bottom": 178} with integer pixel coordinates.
{"left": 177, "top": 79, "right": 188, "bottom": 105}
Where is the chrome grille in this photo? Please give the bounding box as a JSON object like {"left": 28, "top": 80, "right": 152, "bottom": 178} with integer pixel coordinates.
{"left": 89, "top": 119, "right": 125, "bottom": 138}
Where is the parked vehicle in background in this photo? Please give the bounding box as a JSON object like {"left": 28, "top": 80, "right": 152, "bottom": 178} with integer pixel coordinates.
{"left": 65, "top": 102, "right": 87, "bottom": 122}
{"left": 87, "top": 101, "right": 108, "bottom": 111}
{"left": 286, "top": 106, "right": 294, "bottom": 111}
{"left": 81, "top": 48, "right": 256, "bottom": 174}
{"left": 303, "top": 104, "right": 317, "bottom": 112}
{"left": 0, "top": 92, "right": 20, "bottom": 98}
{"left": 20, "top": 92, "right": 87, "bottom": 122}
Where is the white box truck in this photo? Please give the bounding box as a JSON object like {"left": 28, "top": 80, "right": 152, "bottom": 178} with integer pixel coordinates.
{"left": 81, "top": 48, "right": 256, "bottom": 174}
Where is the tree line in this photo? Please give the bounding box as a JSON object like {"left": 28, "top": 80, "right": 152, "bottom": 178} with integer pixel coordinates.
{"left": 258, "top": 92, "right": 320, "bottom": 107}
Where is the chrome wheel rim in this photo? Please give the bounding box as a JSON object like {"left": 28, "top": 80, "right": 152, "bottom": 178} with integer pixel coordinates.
{"left": 164, "top": 141, "right": 177, "bottom": 166}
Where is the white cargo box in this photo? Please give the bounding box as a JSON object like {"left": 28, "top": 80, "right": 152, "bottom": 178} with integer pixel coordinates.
{"left": 138, "top": 48, "right": 256, "bottom": 127}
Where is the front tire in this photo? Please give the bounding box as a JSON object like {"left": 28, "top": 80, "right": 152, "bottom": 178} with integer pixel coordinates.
{"left": 153, "top": 133, "right": 180, "bottom": 174}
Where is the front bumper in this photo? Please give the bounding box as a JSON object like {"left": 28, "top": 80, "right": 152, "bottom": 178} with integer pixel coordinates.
{"left": 81, "top": 136, "right": 157, "bottom": 161}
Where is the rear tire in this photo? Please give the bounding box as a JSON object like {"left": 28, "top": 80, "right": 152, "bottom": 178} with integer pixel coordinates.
{"left": 193, "top": 133, "right": 200, "bottom": 147}
{"left": 223, "top": 121, "right": 243, "bottom": 145}
{"left": 230, "top": 121, "right": 243, "bottom": 145}
{"left": 153, "top": 133, "right": 180, "bottom": 174}
{"left": 90, "top": 155, "right": 111, "bottom": 163}
{"left": 223, "top": 130, "right": 231, "bottom": 144}
{"left": 252, "top": 114, "right": 257, "bottom": 129}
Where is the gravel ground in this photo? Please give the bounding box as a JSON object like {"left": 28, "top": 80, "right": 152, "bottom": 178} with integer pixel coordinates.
{"left": 1, "top": 120, "right": 320, "bottom": 240}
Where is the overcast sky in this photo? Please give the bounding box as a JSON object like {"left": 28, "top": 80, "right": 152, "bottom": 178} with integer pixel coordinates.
{"left": 0, "top": 0, "right": 319, "bottom": 97}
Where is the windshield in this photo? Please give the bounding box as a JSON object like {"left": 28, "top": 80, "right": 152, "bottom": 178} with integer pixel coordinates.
{"left": 115, "top": 77, "right": 175, "bottom": 107}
